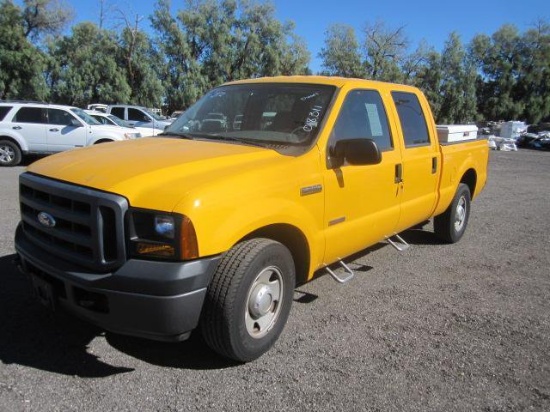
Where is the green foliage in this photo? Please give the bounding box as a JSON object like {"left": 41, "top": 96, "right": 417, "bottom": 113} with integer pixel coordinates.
{"left": 319, "top": 24, "right": 364, "bottom": 78}
{"left": 438, "top": 32, "right": 477, "bottom": 124}
{"left": 1, "top": 0, "right": 549, "bottom": 124}
{"left": 0, "top": 0, "right": 49, "bottom": 100}
{"left": 48, "top": 22, "right": 131, "bottom": 106}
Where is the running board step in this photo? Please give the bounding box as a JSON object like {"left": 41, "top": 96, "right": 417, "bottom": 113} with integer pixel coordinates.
{"left": 386, "top": 233, "right": 410, "bottom": 251}
{"left": 325, "top": 260, "right": 354, "bottom": 284}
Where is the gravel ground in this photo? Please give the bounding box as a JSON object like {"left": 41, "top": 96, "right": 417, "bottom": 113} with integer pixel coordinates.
{"left": 0, "top": 149, "right": 549, "bottom": 412}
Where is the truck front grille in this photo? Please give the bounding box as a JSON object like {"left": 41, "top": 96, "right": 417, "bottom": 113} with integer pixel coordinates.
{"left": 19, "top": 173, "right": 128, "bottom": 272}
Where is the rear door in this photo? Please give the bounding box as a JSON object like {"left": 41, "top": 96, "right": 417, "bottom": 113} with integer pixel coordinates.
{"left": 390, "top": 91, "right": 439, "bottom": 232}
{"left": 323, "top": 88, "right": 402, "bottom": 264}
{"left": 10, "top": 107, "right": 48, "bottom": 151}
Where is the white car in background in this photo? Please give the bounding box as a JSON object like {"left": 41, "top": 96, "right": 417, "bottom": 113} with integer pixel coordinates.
{"left": 0, "top": 102, "right": 141, "bottom": 166}
{"left": 84, "top": 110, "right": 151, "bottom": 137}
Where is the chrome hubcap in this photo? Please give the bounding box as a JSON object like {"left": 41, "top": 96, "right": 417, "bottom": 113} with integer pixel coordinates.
{"left": 0, "top": 146, "right": 14, "bottom": 163}
{"left": 454, "top": 195, "right": 467, "bottom": 232}
{"left": 245, "top": 266, "right": 283, "bottom": 339}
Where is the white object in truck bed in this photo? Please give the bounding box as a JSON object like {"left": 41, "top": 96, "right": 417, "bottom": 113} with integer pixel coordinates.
{"left": 437, "top": 125, "right": 478, "bottom": 143}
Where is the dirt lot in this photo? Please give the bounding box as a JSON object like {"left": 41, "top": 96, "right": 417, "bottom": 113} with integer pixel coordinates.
{"left": 0, "top": 149, "right": 549, "bottom": 411}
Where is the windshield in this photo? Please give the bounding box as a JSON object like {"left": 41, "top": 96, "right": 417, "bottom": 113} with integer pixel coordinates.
{"left": 107, "top": 114, "right": 128, "bottom": 127}
{"left": 72, "top": 108, "right": 101, "bottom": 125}
{"left": 165, "top": 83, "right": 336, "bottom": 147}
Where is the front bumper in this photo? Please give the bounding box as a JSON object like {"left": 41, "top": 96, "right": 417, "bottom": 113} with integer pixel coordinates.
{"left": 15, "top": 223, "right": 221, "bottom": 341}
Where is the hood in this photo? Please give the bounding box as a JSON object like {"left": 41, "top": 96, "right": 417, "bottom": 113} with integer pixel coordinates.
{"left": 27, "top": 137, "right": 284, "bottom": 211}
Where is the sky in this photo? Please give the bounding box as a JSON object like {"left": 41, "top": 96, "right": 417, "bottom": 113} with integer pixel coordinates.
{"left": 59, "top": 0, "right": 549, "bottom": 73}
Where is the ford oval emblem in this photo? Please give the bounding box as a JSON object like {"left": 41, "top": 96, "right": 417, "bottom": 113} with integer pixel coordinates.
{"left": 37, "top": 212, "right": 56, "bottom": 228}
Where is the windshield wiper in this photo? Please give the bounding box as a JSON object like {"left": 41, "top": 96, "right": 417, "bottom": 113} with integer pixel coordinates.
{"left": 159, "top": 131, "right": 195, "bottom": 140}
{"left": 198, "top": 134, "right": 268, "bottom": 147}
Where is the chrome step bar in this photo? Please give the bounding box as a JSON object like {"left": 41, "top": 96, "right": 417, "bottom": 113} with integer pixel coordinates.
{"left": 325, "top": 260, "right": 354, "bottom": 284}
{"left": 386, "top": 233, "right": 410, "bottom": 251}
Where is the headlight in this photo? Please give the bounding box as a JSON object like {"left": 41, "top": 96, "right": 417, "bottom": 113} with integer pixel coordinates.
{"left": 124, "top": 132, "right": 141, "bottom": 139}
{"left": 127, "top": 209, "right": 198, "bottom": 260}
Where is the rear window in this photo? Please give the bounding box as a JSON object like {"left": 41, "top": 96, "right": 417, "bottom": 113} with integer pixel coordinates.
{"left": 0, "top": 106, "right": 12, "bottom": 121}
{"left": 13, "top": 107, "right": 47, "bottom": 124}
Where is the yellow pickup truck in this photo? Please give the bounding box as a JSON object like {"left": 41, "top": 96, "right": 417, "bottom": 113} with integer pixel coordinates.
{"left": 14, "top": 76, "right": 488, "bottom": 362}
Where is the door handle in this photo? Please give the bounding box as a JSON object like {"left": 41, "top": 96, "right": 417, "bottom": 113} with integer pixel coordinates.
{"left": 49, "top": 128, "right": 59, "bottom": 132}
{"left": 12, "top": 126, "right": 22, "bottom": 130}
{"left": 432, "top": 157, "right": 438, "bottom": 174}
{"left": 395, "top": 164, "right": 403, "bottom": 184}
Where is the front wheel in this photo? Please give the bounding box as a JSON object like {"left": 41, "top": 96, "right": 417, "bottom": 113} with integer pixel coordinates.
{"left": 434, "top": 183, "right": 471, "bottom": 243}
{"left": 200, "top": 238, "right": 295, "bottom": 362}
{"left": 0, "top": 140, "right": 22, "bottom": 166}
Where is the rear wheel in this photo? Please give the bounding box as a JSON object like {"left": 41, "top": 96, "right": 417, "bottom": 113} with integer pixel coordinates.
{"left": 200, "top": 238, "right": 295, "bottom": 362}
{"left": 434, "top": 183, "right": 471, "bottom": 243}
{"left": 0, "top": 140, "right": 22, "bottom": 166}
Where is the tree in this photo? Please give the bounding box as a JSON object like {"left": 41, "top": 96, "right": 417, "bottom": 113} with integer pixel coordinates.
{"left": 117, "top": 14, "right": 164, "bottom": 107}
{"left": 48, "top": 22, "right": 131, "bottom": 106}
{"left": 22, "top": 0, "right": 74, "bottom": 43}
{"left": 0, "top": 0, "right": 49, "bottom": 100}
{"left": 319, "top": 24, "right": 364, "bottom": 77}
{"left": 406, "top": 42, "right": 444, "bottom": 118}
{"left": 151, "top": 0, "right": 310, "bottom": 112}
{"left": 516, "top": 20, "right": 550, "bottom": 123}
{"left": 470, "top": 25, "right": 524, "bottom": 121}
{"left": 150, "top": 0, "right": 207, "bottom": 112}
{"left": 363, "top": 20, "right": 408, "bottom": 82}
{"left": 438, "top": 32, "right": 477, "bottom": 124}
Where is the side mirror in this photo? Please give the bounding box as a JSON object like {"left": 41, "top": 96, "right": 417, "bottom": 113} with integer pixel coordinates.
{"left": 70, "top": 118, "right": 83, "bottom": 127}
{"left": 330, "top": 139, "right": 381, "bottom": 168}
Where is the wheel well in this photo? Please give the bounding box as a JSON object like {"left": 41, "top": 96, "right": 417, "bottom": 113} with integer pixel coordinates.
{"left": 0, "top": 136, "right": 22, "bottom": 148}
{"left": 93, "top": 139, "right": 114, "bottom": 144}
{"left": 461, "top": 169, "right": 477, "bottom": 197}
{"left": 242, "top": 224, "right": 310, "bottom": 286}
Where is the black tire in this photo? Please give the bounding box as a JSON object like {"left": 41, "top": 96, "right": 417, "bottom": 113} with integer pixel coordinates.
{"left": 0, "top": 139, "right": 22, "bottom": 166}
{"left": 434, "top": 183, "right": 471, "bottom": 243}
{"left": 200, "top": 238, "right": 295, "bottom": 362}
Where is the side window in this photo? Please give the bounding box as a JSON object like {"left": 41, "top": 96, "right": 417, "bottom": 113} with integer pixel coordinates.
{"left": 110, "top": 107, "right": 124, "bottom": 118}
{"left": 332, "top": 90, "right": 393, "bottom": 151}
{"left": 48, "top": 109, "right": 75, "bottom": 126}
{"left": 0, "top": 106, "right": 13, "bottom": 121}
{"left": 13, "top": 107, "right": 46, "bottom": 124}
{"left": 391, "top": 91, "right": 430, "bottom": 147}
{"left": 92, "top": 115, "right": 108, "bottom": 125}
{"left": 128, "top": 108, "right": 147, "bottom": 122}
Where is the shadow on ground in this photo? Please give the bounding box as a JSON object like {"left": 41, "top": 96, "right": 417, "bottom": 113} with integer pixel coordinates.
{"left": 0, "top": 254, "right": 238, "bottom": 375}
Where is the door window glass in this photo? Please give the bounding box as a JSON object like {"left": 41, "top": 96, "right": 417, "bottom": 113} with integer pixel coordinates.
{"left": 13, "top": 107, "right": 46, "bottom": 124}
{"left": 391, "top": 91, "right": 430, "bottom": 147}
{"left": 333, "top": 90, "right": 393, "bottom": 151}
{"left": 128, "top": 108, "right": 147, "bottom": 122}
{"left": 110, "top": 107, "right": 124, "bottom": 118}
{"left": 48, "top": 109, "right": 75, "bottom": 126}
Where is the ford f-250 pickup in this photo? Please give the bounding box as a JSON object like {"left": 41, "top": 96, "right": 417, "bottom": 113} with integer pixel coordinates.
{"left": 14, "top": 76, "right": 489, "bottom": 362}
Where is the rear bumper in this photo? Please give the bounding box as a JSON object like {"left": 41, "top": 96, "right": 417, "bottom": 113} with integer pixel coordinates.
{"left": 15, "top": 223, "right": 221, "bottom": 341}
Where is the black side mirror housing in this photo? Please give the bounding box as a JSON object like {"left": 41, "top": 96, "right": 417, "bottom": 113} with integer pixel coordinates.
{"left": 330, "top": 138, "right": 382, "bottom": 168}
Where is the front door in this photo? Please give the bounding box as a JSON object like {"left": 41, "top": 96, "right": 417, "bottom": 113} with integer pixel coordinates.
{"left": 46, "top": 108, "right": 88, "bottom": 152}
{"left": 323, "top": 89, "right": 402, "bottom": 265}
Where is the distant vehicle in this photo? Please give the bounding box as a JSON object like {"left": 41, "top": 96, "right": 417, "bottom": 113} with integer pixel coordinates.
{"left": 0, "top": 102, "right": 140, "bottom": 166}
{"left": 170, "top": 110, "right": 183, "bottom": 120}
{"left": 84, "top": 110, "right": 150, "bottom": 137}
{"left": 87, "top": 103, "right": 108, "bottom": 113}
{"left": 106, "top": 105, "right": 172, "bottom": 136}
